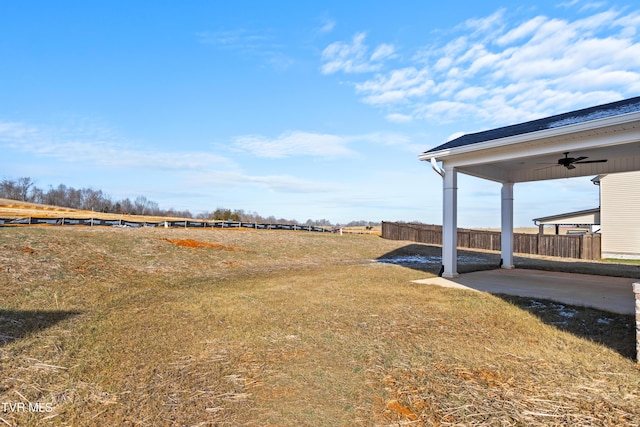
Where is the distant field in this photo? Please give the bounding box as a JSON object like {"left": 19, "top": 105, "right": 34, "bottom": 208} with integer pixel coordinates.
{"left": 0, "top": 199, "right": 380, "bottom": 234}
{"left": 1, "top": 227, "right": 638, "bottom": 426}
{"left": 339, "top": 225, "right": 382, "bottom": 236}
{"left": 0, "top": 198, "right": 192, "bottom": 223}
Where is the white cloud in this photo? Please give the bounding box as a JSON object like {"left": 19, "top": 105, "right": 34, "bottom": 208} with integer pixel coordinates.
{"left": 0, "top": 120, "right": 236, "bottom": 171}
{"left": 414, "top": 100, "right": 487, "bottom": 124}
{"left": 497, "top": 16, "right": 547, "bottom": 45}
{"left": 232, "top": 131, "right": 357, "bottom": 159}
{"left": 446, "top": 131, "right": 466, "bottom": 141}
{"left": 0, "top": 121, "right": 39, "bottom": 140}
{"left": 461, "top": 9, "right": 507, "bottom": 38}
{"left": 321, "top": 32, "right": 395, "bottom": 74}
{"left": 319, "top": 19, "right": 336, "bottom": 33}
{"left": 455, "top": 86, "right": 488, "bottom": 101}
{"left": 370, "top": 43, "right": 395, "bottom": 61}
{"left": 355, "top": 67, "right": 434, "bottom": 104}
{"left": 0, "top": 119, "right": 346, "bottom": 198}
{"left": 189, "top": 170, "right": 340, "bottom": 193}
{"left": 369, "top": 131, "right": 426, "bottom": 153}
{"left": 386, "top": 113, "right": 413, "bottom": 123}
{"left": 197, "top": 28, "right": 293, "bottom": 70}
{"left": 196, "top": 29, "right": 273, "bottom": 49}
{"left": 332, "top": 6, "right": 640, "bottom": 127}
{"left": 232, "top": 130, "right": 421, "bottom": 157}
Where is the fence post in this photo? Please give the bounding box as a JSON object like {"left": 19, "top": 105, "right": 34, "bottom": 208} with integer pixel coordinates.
{"left": 634, "top": 283, "right": 640, "bottom": 362}
{"left": 538, "top": 234, "right": 543, "bottom": 257}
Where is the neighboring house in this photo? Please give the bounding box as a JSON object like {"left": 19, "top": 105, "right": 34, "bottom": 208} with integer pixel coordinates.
{"left": 533, "top": 208, "right": 600, "bottom": 235}
{"left": 532, "top": 171, "right": 640, "bottom": 259}
{"left": 599, "top": 170, "right": 640, "bottom": 260}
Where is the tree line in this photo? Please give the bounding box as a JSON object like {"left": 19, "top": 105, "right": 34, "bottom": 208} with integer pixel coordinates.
{"left": 0, "top": 177, "right": 187, "bottom": 217}
{"left": 0, "top": 177, "right": 379, "bottom": 227}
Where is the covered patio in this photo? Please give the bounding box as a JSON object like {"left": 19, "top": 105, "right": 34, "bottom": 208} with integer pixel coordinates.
{"left": 419, "top": 96, "right": 640, "bottom": 360}
{"left": 419, "top": 96, "right": 640, "bottom": 279}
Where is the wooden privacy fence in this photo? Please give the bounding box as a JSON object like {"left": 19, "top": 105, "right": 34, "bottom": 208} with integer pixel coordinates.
{"left": 382, "top": 222, "right": 601, "bottom": 260}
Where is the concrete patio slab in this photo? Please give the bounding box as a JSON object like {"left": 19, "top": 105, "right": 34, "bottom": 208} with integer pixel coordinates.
{"left": 412, "top": 268, "right": 635, "bottom": 314}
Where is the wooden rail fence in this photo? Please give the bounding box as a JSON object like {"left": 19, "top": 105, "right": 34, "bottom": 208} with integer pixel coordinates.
{"left": 382, "top": 222, "right": 601, "bottom": 260}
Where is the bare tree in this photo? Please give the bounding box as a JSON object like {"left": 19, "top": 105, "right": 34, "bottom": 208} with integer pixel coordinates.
{"left": 0, "top": 177, "right": 36, "bottom": 201}
{"left": 42, "top": 184, "right": 68, "bottom": 207}
{"left": 80, "top": 188, "right": 110, "bottom": 211}
{"left": 0, "top": 179, "right": 19, "bottom": 200}
{"left": 119, "top": 198, "right": 135, "bottom": 215}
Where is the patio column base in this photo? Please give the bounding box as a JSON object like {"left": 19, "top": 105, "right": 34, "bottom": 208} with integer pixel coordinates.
{"left": 633, "top": 282, "right": 640, "bottom": 362}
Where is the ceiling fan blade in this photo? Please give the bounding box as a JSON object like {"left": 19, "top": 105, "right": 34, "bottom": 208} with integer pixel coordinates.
{"left": 572, "top": 156, "right": 588, "bottom": 162}
{"left": 566, "top": 164, "right": 576, "bottom": 170}
{"left": 574, "top": 159, "right": 608, "bottom": 164}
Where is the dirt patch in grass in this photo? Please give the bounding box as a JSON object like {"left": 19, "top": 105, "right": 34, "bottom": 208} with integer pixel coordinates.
{"left": 1, "top": 227, "right": 640, "bottom": 426}
{"left": 160, "top": 237, "right": 237, "bottom": 250}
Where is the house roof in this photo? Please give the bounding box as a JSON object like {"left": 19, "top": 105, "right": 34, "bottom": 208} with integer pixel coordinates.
{"left": 419, "top": 95, "right": 640, "bottom": 183}
{"left": 423, "top": 96, "right": 640, "bottom": 154}
{"left": 533, "top": 208, "right": 600, "bottom": 225}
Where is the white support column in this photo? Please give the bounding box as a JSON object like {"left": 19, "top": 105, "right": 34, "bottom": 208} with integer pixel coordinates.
{"left": 442, "top": 166, "right": 458, "bottom": 278}
{"left": 501, "top": 182, "right": 515, "bottom": 269}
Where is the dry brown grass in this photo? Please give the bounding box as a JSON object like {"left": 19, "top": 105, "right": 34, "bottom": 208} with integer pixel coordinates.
{"left": 1, "top": 227, "right": 639, "bottom": 426}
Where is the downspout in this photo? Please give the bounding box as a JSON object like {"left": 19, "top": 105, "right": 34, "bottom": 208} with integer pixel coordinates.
{"left": 430, "top": 157, "right": 445, "bottom": 177}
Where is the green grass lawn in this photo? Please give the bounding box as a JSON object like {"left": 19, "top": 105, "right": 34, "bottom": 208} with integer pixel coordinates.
{"left": 602, "top": 258, "right": 640, "bottom": 265}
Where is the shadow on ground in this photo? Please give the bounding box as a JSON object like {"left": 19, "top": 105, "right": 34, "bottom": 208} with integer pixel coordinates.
{"left": 377, "top": 242, "right": 640, "bottom": 279}
{"left": 0, "top": 309, "right": 82, "bottom": 347}
{"left": 376, "top": 243, "right": 502, "bottom": 275}
{"left": 377, "top": 243, "right": 637, "bottom": 360}
{"left": 499, "top": 294, "right": 636, "bottom": 360}
{"left": 513, "top": 255, "right": 640, "bottom": 279}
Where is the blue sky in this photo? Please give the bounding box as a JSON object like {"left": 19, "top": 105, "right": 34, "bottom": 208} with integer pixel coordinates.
{"left": 1, "top": 1, "right": 639, "bottom": 226}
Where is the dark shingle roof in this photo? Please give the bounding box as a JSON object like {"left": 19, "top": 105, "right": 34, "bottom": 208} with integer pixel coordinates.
{"left": 424, "top": 96, "right": 640, "bottom": 154}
